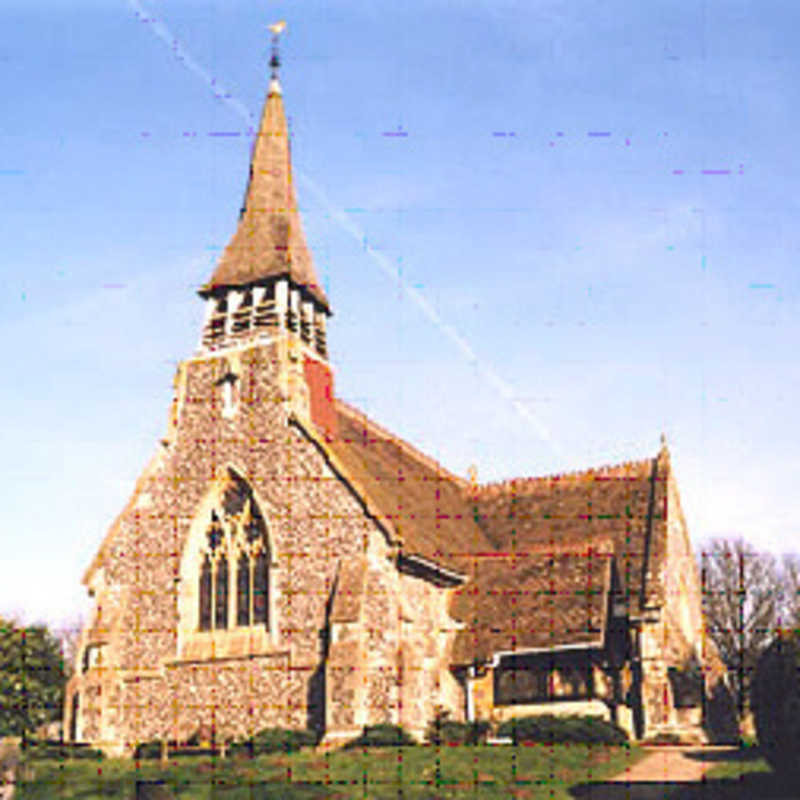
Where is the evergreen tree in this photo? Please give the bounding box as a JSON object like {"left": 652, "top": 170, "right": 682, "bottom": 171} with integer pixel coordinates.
{"left": 0, "top": 617, "right": 65, "bottom": 738}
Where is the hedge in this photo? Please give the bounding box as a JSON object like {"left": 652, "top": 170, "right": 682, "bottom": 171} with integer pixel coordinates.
{"left": 496, "top": 714, "right": 628, "bottom": 745}
{"left": 345, "top": 724, "right": 417, "bottom": 748}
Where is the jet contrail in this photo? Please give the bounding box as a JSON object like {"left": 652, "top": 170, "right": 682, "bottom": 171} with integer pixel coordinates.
{"left": 125, "top": 0, "right": 563, "bottom": 459}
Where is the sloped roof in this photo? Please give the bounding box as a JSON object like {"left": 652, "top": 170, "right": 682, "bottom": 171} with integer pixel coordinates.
{"left": 323, "top": 400, "right": 493, "bottom": 575}
{"left": 298, "top": 395, "right": 672, "bottom": 663}
{"left": 451, "top": 539, "right": 614, "bottom": 665}
{"left": 469, "top": 451, "right": 669, "bottom": 618}
{"left": 202, "top": 81, "right": 329, "bottom": 310}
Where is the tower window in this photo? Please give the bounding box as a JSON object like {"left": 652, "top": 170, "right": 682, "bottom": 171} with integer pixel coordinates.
{"left": 216, "top": 361, "right": 239, "bottom": 418}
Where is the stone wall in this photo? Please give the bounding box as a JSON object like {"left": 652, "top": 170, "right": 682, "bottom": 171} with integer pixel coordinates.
{"left": 68, "top": 338, "right": 463, "bottom": 752}
{"left": 67, "top": 340, "right": 408, "bottom": 751}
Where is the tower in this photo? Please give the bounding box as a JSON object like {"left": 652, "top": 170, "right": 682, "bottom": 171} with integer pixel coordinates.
{"left": 197, "top": 29, "right": 333, "bottom": 432}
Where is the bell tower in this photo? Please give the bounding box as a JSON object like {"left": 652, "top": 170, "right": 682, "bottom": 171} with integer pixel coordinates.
{"left": 197, "top": 23, "right": 330, "bottom": 358}
{"left": 196, "top": 24, "right": 334, "bottom": 432}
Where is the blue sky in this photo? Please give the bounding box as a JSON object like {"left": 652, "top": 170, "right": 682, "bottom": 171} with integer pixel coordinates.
{"left": 2, "top": 0, "right": 798, "bottom": 626}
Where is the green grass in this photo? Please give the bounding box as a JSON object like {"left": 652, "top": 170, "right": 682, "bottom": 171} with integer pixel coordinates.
{"left": 15, "top": 742, "right": 646, "bottom": 799}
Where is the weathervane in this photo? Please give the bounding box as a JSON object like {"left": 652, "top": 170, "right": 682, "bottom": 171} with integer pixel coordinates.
{"left": 268, "top": 20, "right": 287, "bottom": 80}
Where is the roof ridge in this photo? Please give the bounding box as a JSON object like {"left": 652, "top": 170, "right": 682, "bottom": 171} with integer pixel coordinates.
{"left": 334, "top": 398, "right": 468, "bottom": 488}
{"left": 474, "top": 455, "right": 654, "bottom": 497}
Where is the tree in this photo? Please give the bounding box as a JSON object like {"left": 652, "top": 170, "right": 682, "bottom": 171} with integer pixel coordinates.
{"left": 700, "top": 538, "right": 780, "bottom": 715}
{"left": 779, "top": 553, "right": 800, "bottom": 629}
{"left": 0, "top": 616, "right": 66, "bottom": 738}
{"left": 752, "top": 630, "right": 800, "bottom": 785}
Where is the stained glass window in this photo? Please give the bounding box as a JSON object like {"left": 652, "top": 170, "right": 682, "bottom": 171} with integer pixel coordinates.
{"left": 215, "top": 555, "right": 229, "bottom": 630}
{"left": 254, "top": 551, "right": 269, "bottom": 626}
{"left": 237, "top": 553, "right": 251, "bottom": 627}
{"left": 199, "top": 554, "right": 212, "bottom": 631}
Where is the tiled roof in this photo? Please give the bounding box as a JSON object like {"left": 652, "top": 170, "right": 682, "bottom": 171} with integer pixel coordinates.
{"left": 324, "top": 401, "right": 493, "bottom": 575}
{"left": 469, "top": 452, "right": 669, "bottom": 618}
{"left": 202, "top": 83, "right": 329, "bottom": 310}
{"left": 451, "top": 539, "right": 614, "bottom": 665}
{"left": 305, "top": 397, "right": 671, "bottom": 662}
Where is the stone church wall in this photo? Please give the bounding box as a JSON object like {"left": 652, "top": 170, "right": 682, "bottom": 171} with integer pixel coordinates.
{"left": 67, "top": 341, "right": 414, "bottom": 751}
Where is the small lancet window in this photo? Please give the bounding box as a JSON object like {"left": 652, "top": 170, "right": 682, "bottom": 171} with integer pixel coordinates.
{"left": 253, "top": 550, "right": 269, "bottom": 626}
{"left": 215, "top": 555, "right": 229, "bottom": 630}
{"left": 237, "top": 553, "right": 250, "bottom": 627}
{"left": 216, "top": 360, "right": 239, "bottom": 419}
{"left": 199, "top": 554, "right": 213, "bottom": 631}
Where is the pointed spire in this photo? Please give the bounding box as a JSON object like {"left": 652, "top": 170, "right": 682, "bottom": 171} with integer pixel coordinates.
{"left": 201, "top": 23, "right": 329, "bottom": 311}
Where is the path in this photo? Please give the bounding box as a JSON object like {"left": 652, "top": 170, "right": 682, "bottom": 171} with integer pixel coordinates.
{"left": 571, "top": 745, "right": 740, "bottom": 799}
{"left": 609, "top": 745, "right": 734, "bottom": 784}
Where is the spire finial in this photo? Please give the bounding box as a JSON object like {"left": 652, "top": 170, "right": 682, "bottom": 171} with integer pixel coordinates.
{"left": 268, "top": 20, "right": 287, "bottom": 83}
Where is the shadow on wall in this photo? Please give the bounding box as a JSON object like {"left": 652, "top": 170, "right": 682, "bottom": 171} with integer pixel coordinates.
{"left": 306, "top": 662, "right": 325, "bottom": 735}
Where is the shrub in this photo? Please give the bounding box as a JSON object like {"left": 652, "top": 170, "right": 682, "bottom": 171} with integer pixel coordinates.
{"left": 133, "top": 740, "right": 166, "bottom": 760}
{"left": 752, "top": 631, "right": 800, "bottom": 784}
{"left": 345, "top": 724, "right": 416, "bottom": 748}
{"left": 230, "top": 727, "right": 318, "bottom": 757}
{"left": 496, "top": 714, "right": 628, "bottom": 745}
{"left": 21, "top": 738, "right": 104, "bottom": 761}
{"left": 426, "top": 717, "right": 491, "bottom": 745}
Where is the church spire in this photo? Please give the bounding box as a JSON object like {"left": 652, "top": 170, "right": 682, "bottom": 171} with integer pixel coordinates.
{"left": 199, "top": 23, "right": 330, "bottom": 355}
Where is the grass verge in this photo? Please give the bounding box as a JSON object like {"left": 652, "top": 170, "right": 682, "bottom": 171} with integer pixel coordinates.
{"left": 15, "top": 742, "right": 646, "bottom": 799}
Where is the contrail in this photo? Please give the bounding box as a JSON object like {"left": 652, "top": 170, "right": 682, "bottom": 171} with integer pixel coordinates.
{"left": 127, "top": 0, "right": 254, "bottom": 127}
{"left": 125, "top": 0, "right": 563, "bottom": 459}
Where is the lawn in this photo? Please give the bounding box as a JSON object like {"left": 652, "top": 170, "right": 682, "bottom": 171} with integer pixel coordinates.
{"left": 14, "top": 742, "right": 646, "bottom": 799}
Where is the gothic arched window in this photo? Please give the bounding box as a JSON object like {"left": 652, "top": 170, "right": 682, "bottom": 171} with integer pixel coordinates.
{"left": 215, "top": 555, "right": 229, "bottom": 630}
{"left": 253, "top": 550, "right": 269, "bottom": 626}
{"left": 199, "top": 555, "right": 212, "bottom": 631}
{"left": 237, "top": 553, "right": 250, "bottom": 627}
{"left": 197, "top": 470, "right": 271, "bottom": 632}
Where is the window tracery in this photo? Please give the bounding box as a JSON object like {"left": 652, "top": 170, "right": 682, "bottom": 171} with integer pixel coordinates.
{"left": 197, "top": 471, "right": 270, "bottom": 632}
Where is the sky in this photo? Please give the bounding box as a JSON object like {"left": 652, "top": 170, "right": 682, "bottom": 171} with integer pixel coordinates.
{"left": 2, "top": 0, "right": 799, "bottom": 627}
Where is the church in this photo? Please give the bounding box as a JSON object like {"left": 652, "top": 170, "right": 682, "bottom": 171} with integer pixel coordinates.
{"left": 64, "top": 39, "right": 727, "bottom": 755}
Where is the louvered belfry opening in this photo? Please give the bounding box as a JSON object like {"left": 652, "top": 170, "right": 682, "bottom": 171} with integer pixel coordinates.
{"left": 200, "top": 279, "right": 328, "bottom": 359}
{"left": 197, "top": 469, "right": 271, "bottom": 632}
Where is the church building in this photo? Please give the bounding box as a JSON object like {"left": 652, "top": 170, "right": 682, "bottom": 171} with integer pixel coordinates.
{"left": 64, "top": 40, "right": 727, "bottom": 755}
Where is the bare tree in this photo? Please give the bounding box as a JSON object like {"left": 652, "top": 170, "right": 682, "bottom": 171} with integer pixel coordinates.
{"left": 779, "top": 553, "right": 800, "bottom": 629}
{"left": 700, "top": 538, "right": 780, "bottom": 714}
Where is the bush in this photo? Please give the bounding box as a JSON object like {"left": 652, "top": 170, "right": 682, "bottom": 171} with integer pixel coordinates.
{"left": 426, "top": 718, "right": 491, "bottom": 745}
{"left": 21, "top": 738, "right": 104, "bottom": 761}
{"left": 230, "top": 727, "right": 318, "bottom": 757}
{"left": 752, "top": 631, "right": 800, "bottom": 784}
{"left": 345, "top": 724, "right": 416, "bottom": 748}
{"left": 496, "top": 714, "right": 628, "bottom": 745}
